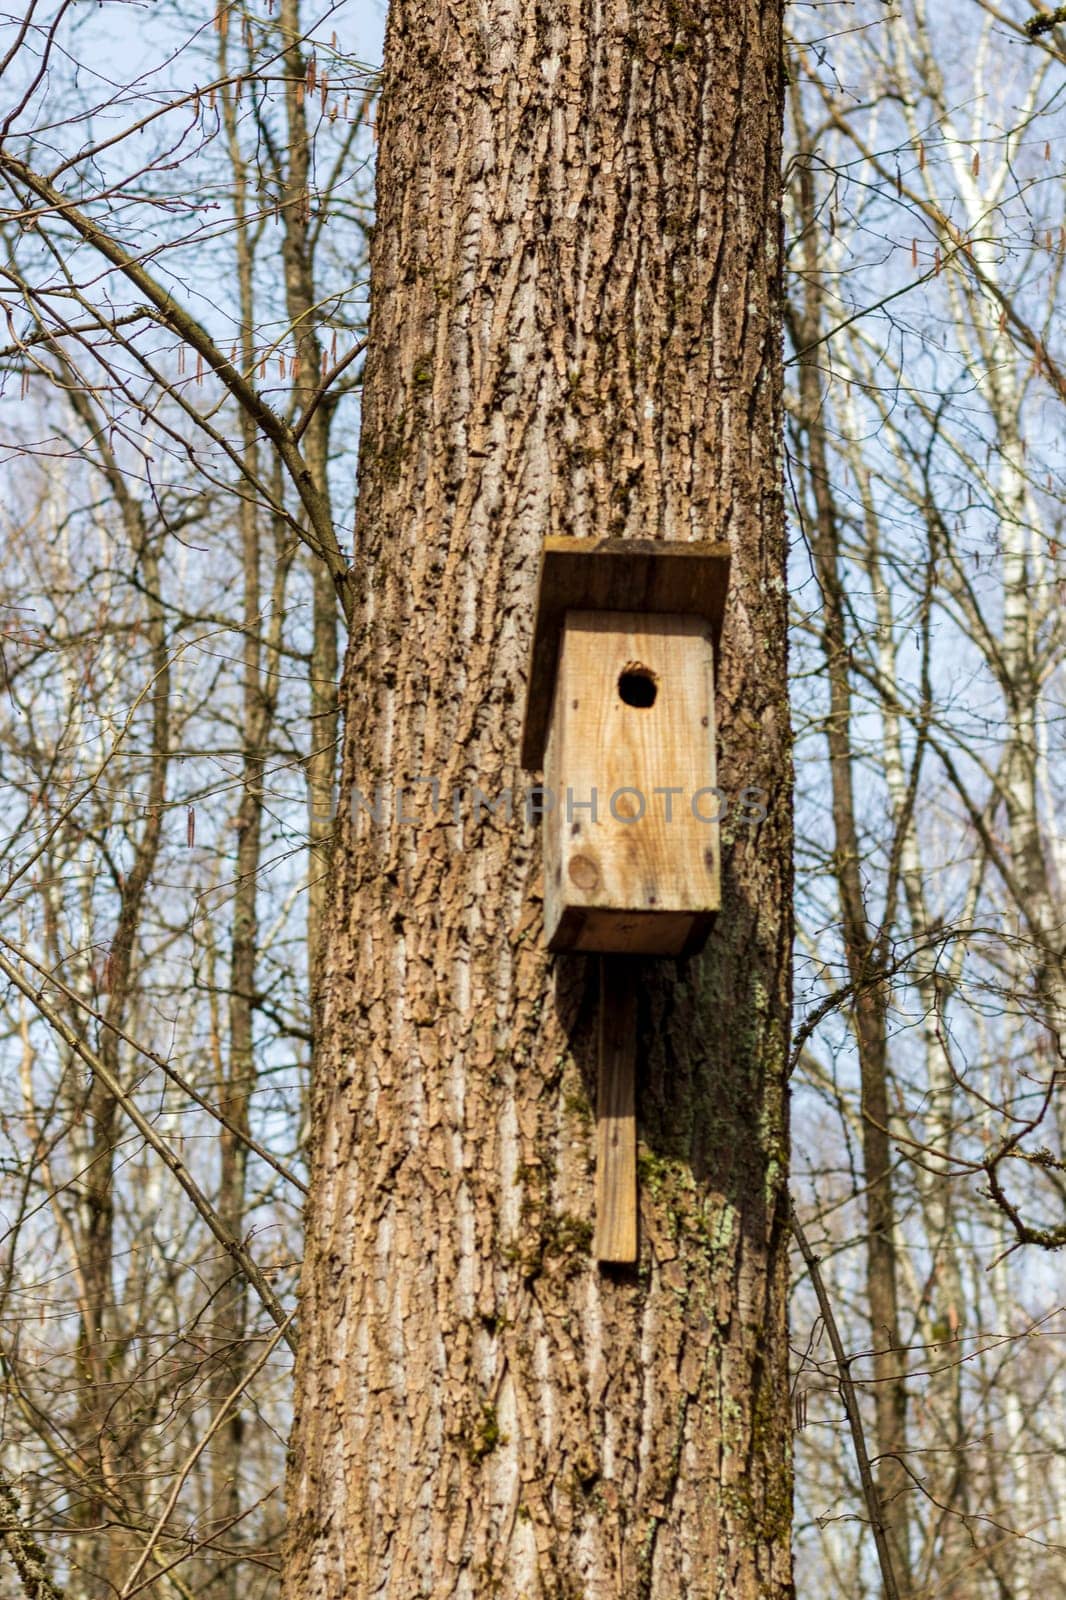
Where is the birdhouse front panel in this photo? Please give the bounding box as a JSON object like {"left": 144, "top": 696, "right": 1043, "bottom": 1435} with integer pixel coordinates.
{"left": 542, "top": 609, "right": 720, "bottom": 954}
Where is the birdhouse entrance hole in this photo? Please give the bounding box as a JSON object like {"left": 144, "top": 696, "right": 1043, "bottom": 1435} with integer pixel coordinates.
{"left": 618, "top": 665, "right": 657, "bottom": 708}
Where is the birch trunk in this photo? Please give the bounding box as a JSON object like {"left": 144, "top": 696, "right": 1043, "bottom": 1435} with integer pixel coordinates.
{"left": 285, "top": 4, "right": 792, "bottom": 1595}
{"left": 788, "top": 130, "right": 911, "bottom": 1594}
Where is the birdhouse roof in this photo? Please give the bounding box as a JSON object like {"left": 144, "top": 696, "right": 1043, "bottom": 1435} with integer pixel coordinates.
{"left": 520, "top": 536, "right": 731, "bottom": 769}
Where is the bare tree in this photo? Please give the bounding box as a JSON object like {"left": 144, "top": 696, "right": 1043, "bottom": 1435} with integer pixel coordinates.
{"left": 0, "top": 2, "right": 372, "bottom": 1594}
{"left": 2, "top": 5, "right": 1064, "bottom": 1600}
{"left": 282, "top": 2, "right": 794, "bottom": 1596}
{"left": 786, "top": 4, "right": 1066, "bottom": 1596}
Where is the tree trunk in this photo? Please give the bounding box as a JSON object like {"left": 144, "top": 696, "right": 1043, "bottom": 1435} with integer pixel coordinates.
{"left": 277, "top": 0, "right": 341, "bottom": 999}
{"left": 285, "top": 4, "right": 793, "bottom": 1597}
{"left": 68, "top": 419, "right": 171, "bottom": 1600}
{"left": 788, "top": 140, "right": 911, "bottom": 1595}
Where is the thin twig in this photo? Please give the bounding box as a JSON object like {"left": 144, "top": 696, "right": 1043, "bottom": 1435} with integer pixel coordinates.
{"left": 0, "top": 947, "right": 297, "bottom": 1353}
{"left": 118, "top": 1315, "right": 295, "bottom": 1598}
{"left": 791, "top": 1201, "right": 902, "bottom": 1600}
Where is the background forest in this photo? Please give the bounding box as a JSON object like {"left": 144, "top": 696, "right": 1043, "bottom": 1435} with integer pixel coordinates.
{"left": 0, "top": 2, "right": 1063, "bottom": 1597}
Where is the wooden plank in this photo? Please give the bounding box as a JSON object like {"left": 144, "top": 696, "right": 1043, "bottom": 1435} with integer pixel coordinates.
{"left": 521, "top": 537, "right": 730, "bottom": 769}
{"left": 542, "top": 611, "right": 720, "bottom": 954}
{"left": 596, "top": 956, "right": 639, "bottom": 1264}
{"left": 550, "top": 905, "right": 713, "bottom": 956}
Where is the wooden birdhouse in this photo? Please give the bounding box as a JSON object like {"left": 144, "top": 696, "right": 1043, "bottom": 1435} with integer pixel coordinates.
{"left": 521, "top": 537, "right": 730, "bottom": 958}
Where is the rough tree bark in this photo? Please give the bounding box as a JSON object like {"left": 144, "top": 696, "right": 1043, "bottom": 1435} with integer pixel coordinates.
{"left": 285, "top": 3, "right": 792, "bottom": 1597}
